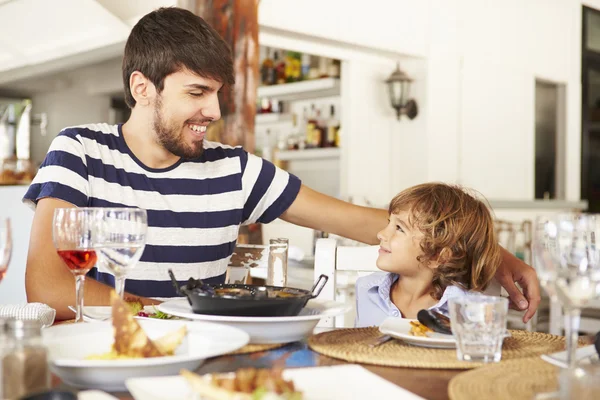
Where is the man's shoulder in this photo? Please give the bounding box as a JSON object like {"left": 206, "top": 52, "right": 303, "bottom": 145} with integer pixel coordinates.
{"left": 59, "top": 123, "right": 118, "bottom": 137}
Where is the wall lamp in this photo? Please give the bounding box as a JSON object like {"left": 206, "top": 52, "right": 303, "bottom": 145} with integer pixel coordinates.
{"left": 385, "top": 63, "right": 418, "bottom": 120}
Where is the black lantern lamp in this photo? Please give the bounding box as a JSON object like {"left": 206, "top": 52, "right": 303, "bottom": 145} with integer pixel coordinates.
{"left": 385, "top": 63, "right": 418, "bottom": 120}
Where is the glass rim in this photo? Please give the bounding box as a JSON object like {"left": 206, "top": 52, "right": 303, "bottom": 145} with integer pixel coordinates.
{"left": 448, "top": 294, "right": 509, "bottom": 306}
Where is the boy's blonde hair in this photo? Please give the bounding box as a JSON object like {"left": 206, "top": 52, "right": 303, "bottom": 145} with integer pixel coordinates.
{"left": 388, "top": 182, "right": 501, "bottom": 300}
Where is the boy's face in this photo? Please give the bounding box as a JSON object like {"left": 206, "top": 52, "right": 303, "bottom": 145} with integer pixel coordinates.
{"left": 376, "top": 211, "right": 430, "bottom": 275}
{"left": 151, "top": 68, "right": 223, "bottom": 159}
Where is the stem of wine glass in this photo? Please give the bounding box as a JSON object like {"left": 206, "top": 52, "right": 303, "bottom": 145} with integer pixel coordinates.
{"left": 564, "top": 306, "right": 582, "bottom": 367}
{"left": 74, "top": 275, "right": 86, "bottom": 323}
{"left": 115, "top": 274, "right": 126, "bottom": 299}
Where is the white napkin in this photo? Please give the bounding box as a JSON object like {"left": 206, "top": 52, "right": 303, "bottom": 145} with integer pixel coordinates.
{"left": 0, "top": 303, "right": 56, "bottom": 328}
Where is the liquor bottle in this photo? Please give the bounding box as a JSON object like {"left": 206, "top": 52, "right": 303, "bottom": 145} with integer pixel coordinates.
{"left": 274, "top": 51, "right": 286, "bottom": 85}
{"left": 328, "top": 59, "right": 341, "bottom": 78}
{"left": 326, "top": 105, "right": 340, "bottom": 147}
{"left": 301, "top": 54, "right": 311, "bottom": 80}
{"left": 306, "top": 104, "right": 318, "bottom": 148}
{"left": 318, "top": 57, "right": 330, "bottom": 78}
{"left": 260, "top": 47, "right": 274, "bottom": 86}
{"left": 285, "top": 51, "right": 301, "bottom": 83}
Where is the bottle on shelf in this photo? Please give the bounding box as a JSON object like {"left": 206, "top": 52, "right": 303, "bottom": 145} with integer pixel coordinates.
{"left": 305, "top": 104, "right": 319, "bottom": 149}
{"left": 318, "top": 57, "right": 330, "bottom": 79}
{"left": 301, "top": 54, "right": 311, "bottom": 81}
{"left": 260, "top": 98, "right": 272, "bottom": 114}
{"left": 274, "top": 51, "right": 286, "bottom": 85}
{"left": 326, "top": 105, "right": 340, "bottom": 147}
{"left": 285, "top": 51, "right": 302, "bottom": 83}
{"left": 260, "top": 47, "right": 275, "bottom": 86}
{"left": 328, "top": 59, "right": 341, "bottom": 78}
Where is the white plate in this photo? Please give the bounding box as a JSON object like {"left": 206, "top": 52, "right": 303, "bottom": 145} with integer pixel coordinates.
{"left": 157, "top": 298, "right": 351, "bottom": 344}
{"left": 126, "top": 364, "right": 426, "bottom": 400}
{"left": 379, "top": 317, "right": 456, "bottom": 349}
{"left": 43, "top": 319, "right": 249, "bottom": 391}
{"left": 68, "top": 306, "right": 159, "bottom": 322}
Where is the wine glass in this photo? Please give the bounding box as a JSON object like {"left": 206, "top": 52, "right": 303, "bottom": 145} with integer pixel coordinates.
{"left": 52, "top": 208, "right": 98, "bottom": 323}
{"left": 533, "top": 213, "right": 600, "bottom": 367}
{"left": 94, "top": 208, "right": 147, "bottom": 299}
{"left": 0, "top": 218, "right": 12, "bottom": 283}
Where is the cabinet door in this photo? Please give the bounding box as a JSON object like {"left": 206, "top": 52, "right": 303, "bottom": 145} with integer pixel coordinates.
{"left": 459, "top": 58, "right": 535, "bottom": 199}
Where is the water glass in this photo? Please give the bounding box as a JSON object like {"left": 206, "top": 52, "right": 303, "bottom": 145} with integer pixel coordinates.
{"left": 268, "top": 238, "right": 288, "bottom": 287}
{"left": 448, "top": 295, "right": 509, "bottom": 363}
{"left": 94, "top": 208, "right": 147, "bottom": 299}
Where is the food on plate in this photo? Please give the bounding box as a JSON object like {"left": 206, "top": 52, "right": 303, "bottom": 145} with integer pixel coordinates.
{"left": 125, "top": 297, "right": 144, "bottom": 315}
{"left": 136, "top": 307, "right": 174, "bottom": 319}
{"left": 86, "top": 291, "right": 186, "bottom": 360}
{"left": 181, "top": 368, "right": 303, "bottom": 400}
{"left": 416, "top": 309, "right": 452, "bottom": 335}
{"left": 409, "top": 320, "right": 433, "bottom": 337}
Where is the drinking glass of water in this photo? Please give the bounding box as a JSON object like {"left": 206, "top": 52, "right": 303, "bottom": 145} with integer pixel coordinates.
{"left": 448, "top": 294, "right": 508, "bottom": 363}
{"left": 94, "top": 208, "right": 147, "bottom": 299}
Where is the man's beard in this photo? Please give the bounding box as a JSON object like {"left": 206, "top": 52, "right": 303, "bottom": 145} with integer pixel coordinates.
{"left": 153, "top": 96, "right": 204, "bottom": 160}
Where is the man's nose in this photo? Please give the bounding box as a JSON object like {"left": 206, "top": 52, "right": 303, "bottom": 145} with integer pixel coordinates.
{"left": 203, "top": 94, "right": 221, "bottom": 121}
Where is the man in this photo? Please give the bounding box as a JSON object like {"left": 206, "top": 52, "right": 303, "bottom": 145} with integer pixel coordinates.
{"left": 23, "top": 7, "right": 540, "bottom": 321}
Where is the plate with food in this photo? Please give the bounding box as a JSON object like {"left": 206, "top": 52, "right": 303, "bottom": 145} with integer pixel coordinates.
{"left": 70, "top": 298, "right": 174, "bottom": 322}
{"left": 126, "top": 364, "right": 426, "bottom": 400}
{"left": 157, "top": 297, "right": 350, "bottom": 344}
{"left": 379, "top": 310, "right": 457, "bottom": 349}
{"left": 43, "top": 292, "right": 249, "bottom": 391}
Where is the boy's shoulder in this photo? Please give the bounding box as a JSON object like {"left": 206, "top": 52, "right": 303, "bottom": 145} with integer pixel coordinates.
{"left": 355, "top": 272, "right": 396, "bottom": 291}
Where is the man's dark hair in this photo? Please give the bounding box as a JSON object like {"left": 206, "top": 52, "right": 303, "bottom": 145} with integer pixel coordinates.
{"left": 122, "top": 7, "right": 235, "bottom": 108}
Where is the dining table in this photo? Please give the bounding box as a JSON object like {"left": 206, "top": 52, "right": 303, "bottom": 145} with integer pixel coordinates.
{"left": 52, "top": 327, "right": 460, "bottom": 400}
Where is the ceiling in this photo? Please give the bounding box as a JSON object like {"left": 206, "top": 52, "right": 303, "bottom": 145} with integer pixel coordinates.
{"left": 0, "top": 0, "right": 177, "bottom": 86}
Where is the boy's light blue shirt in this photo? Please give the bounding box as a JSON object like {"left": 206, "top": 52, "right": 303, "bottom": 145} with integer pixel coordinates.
{"left": 354, "top": 272, "right": 473, "bottom": 327}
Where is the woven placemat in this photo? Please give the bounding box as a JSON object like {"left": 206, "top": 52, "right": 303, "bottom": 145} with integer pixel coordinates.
{"left": 307, "top": 327, "right": 567, "bottom": 369}
{"left": 227, "top": 342, "right": 287, "bottom": 355}
{"left": 448, "top": 357, "right": 558, "bottom": 399}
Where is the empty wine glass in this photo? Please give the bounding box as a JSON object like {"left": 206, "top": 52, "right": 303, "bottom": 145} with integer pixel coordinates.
{"left": 0, "top": 218, "right": 12, "bottom": 283}
{"left": 534, "top": 213, "right": 600, "bottom": 367}
{"left": 52, "top": 208, "right": 98, "bottom": 323}
{"left": 94, "top": 208, "right": 147, "bottom": 299}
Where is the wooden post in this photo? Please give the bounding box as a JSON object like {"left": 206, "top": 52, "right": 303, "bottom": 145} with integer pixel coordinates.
{"left": 181, "top": 0, "right": 262, "bottom": 244}
{"left": 182, "top": 0, "right": 260, "bottom": 153}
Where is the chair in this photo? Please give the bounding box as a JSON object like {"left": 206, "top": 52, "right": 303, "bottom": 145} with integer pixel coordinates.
{"left": 313, "top": 238, "right": 503, "bottom": 328}
{"left": 226, "top": 244, "right": 269, "bottom": 284}
{"left": 494, "top": 219, "right": 544, "bottom": 332}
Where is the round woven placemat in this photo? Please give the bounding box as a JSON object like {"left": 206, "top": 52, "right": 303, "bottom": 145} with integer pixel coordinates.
{"left": 227, "top": 342, "right": 287, "bottom": 355}
{"left": 307, "top": 327, "right": 567, "bottom": 369}
{"left": 448, "top": 357, "right": 558, "bottom": 400}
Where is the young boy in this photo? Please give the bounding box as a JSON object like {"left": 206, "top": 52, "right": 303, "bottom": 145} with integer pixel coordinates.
{"left": 355, "top": 183, "right": 502, "bottom": 327}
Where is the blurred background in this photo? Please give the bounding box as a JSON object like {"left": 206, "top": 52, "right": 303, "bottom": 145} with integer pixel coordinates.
{"left": 0, "top": 0, "right": 598, "bottom": 323}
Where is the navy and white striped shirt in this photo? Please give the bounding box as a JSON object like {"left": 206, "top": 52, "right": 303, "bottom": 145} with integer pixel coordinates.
{"left": 23, "top": 123, "right": 301, "bottom": 299}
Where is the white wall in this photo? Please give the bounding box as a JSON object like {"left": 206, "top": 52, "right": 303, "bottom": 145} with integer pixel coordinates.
{"left": 426, "top": 0, "right": 585, "bottom": 201}
{"left": 0, "top": 186, "right": 32, "bottom": 304}
{"left": 260, "top": 0, "right": 592, "bottom": 204}
{"left": 27, "top": 59, "right": 118, "bottom": 163}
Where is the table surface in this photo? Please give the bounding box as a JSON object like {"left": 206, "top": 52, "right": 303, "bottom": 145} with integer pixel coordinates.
{"left": 55, "top": 340, "right": 461, "bottom": 400}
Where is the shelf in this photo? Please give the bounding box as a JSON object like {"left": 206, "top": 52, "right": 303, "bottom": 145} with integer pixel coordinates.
{"left": 257, "top": 78, "right": 340, "bottom": 101}
{"left": 255, "top": 113, "right": 293, "bottom": 125}
{"left": 276, "top": 148, "right": 340, "bottom": 161}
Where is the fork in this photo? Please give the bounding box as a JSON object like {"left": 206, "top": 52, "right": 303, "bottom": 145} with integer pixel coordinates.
{"left": 367, "top": 334, "right": 393, "bottom": 348}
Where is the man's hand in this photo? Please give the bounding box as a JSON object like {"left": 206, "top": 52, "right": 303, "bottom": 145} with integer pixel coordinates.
{"left": 495, "top": 247, "right": 541, "bottom": 323}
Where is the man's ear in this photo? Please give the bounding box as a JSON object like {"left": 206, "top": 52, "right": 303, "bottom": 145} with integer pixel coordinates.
{"left": 129, "top": 71, "right": 156, "bottom": 107}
